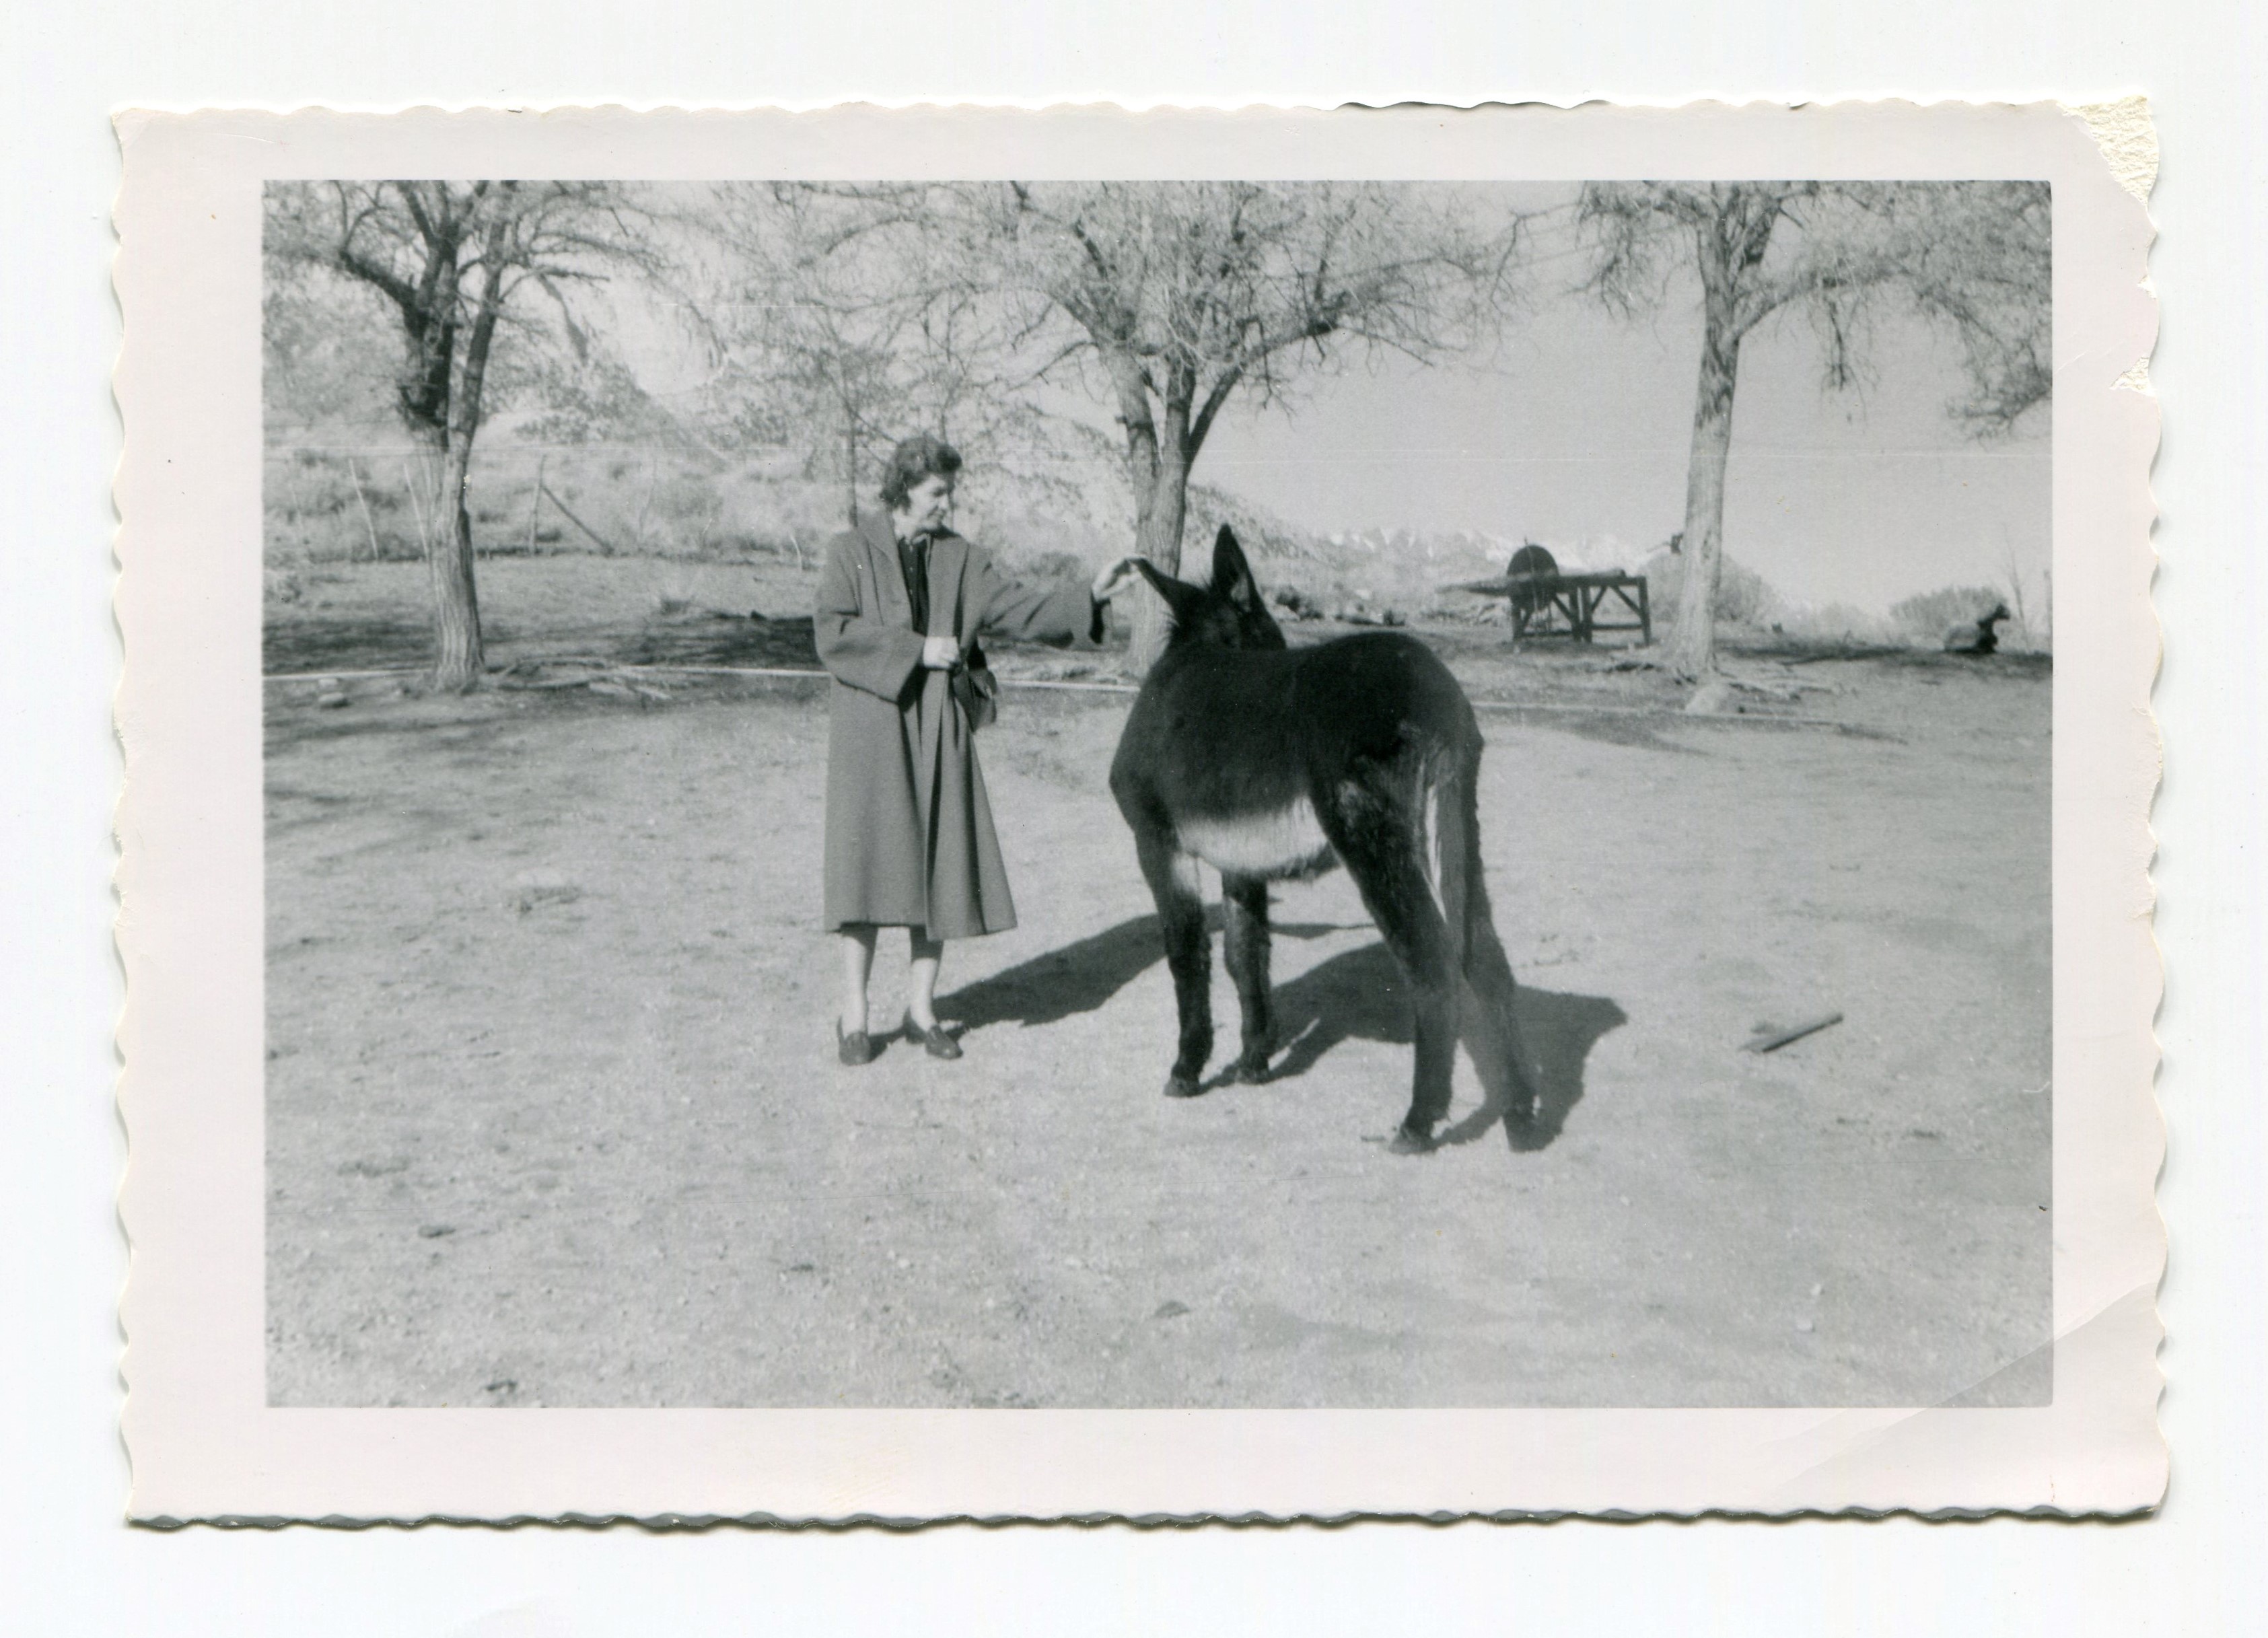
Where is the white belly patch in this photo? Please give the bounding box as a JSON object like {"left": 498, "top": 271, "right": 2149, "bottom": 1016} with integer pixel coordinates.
{"left": 1177, "top": 799, "right": 1337, "bottom": 879}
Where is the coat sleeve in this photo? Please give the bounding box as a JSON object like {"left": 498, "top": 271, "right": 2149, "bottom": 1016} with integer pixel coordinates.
{"left": 815, "top": 531, "right": 927, "bottom": 701}
{"left": 966, "top": 548, "right": 1106, "bottom": 648}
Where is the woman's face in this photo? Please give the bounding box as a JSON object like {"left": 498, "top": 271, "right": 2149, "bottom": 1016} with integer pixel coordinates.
{"left": 895, "top": 473, "right": 955, "bottom": 535}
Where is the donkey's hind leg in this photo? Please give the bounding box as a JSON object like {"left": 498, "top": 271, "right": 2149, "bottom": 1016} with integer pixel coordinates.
{"left": 1458, "top": 916, "right": 1543, "bottom": 1129}
{"left": 1220, "top": 872, "right": 1275, "bottom": 1083}
{"left": 1433, "top": 762, "right": 1544, "bottom": 1129}
{"left": 1134, "top": 828, "right": 1213, "bottom": 1098}
{"left": 1320, "top": 785, "right": 1462, "bottom": 1152}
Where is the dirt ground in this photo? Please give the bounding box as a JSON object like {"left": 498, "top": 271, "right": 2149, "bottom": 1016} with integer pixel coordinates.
{"left": 264, "top": 564, "right": 2050, "bottom": 1409}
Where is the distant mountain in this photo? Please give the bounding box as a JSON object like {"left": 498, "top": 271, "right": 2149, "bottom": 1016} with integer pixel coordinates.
{"left": 1183, "top": 485, "right": 1333, "bottom": 566}
{"left": 1318, "top": 526, "right": 1518, "bottom": 580}
{"left": 1184, "top": 495, "right": 1600, "bottom": 585}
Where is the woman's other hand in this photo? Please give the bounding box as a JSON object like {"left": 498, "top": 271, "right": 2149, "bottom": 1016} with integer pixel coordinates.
{"left": 921, "top": 634, "right": 961, "bottom": 670}
{"left": 1091, "top": 557, "right": 1143, "bottom": 604}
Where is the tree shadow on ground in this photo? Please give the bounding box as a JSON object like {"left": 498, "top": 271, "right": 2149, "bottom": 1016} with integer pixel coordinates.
{"left": 1529, "top": 711, "right": 1707, "bottom": 756}
{"left": 943, "top": 915, "right": 1625, "bottom": 1154}
{"left": 264, "top": 614, "right": 437, "bottom": 675}
{"left": 618, "top": 612, "right": 821, "bottom": 669}
{"left": 264, "top": 609, "right": 826, "bottom": 676}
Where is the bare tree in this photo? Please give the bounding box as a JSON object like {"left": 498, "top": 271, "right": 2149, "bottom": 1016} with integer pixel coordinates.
{"left": 266, "top": 181, "right": 660, "bottom": 688}
{"left": 1580, "top": 181, "right": 2050, "bottom": 681}
{"left": 751, "top": 182, "right": 1527, "bottom": 668}
{"left": 690, "top": 185, "right": 1028, "bottom": 531}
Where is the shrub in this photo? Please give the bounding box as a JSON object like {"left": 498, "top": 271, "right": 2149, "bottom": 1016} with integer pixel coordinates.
{"left": 1018, "top": 550, "right": 1088, "bottom": 585}
{"left": 1773, "top": 602, "right": 1896, "bottom": 646}
{"left": 648, "top": 470, "right": 725, "bottom": 547}
{"left": 1641, "top": 548, "right": 1785, "bottom": 627}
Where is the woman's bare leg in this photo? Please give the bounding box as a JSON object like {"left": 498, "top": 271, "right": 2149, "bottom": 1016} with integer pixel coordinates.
{"left": 907, "top": 929, "right": 945, "bottom": 1031}
{"left": 838, "top": 925, "right": 878, "bottom": 1035}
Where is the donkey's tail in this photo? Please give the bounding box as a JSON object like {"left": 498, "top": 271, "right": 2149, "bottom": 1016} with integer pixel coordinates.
{"left": 1424, "top": 736, "right": 1540, "bottom": 1121}
{"left": 1421, "top": 742, "right": 1481, "bottom": 977}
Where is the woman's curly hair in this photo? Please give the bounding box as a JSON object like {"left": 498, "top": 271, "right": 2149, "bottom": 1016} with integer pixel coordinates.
{"left": 878, "top": 433, "right": 963, "bottom": 510}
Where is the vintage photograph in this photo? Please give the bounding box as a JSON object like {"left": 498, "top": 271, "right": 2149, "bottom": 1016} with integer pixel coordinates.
{"left": 258, "top": 174, "right": 2057, "bottom": 1412}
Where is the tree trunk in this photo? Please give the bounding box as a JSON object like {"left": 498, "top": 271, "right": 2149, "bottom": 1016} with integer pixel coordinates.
{"left": 1125, "top": 444, "right": 1193, "bottom": 674}
{"left": 1663, "top": 253, "right": 1746, "bottom": 682}
{"left": 1121, "top": 371, "right": 1201, "bottom": 676}
{"left": 427, "top": 216, "right": 509, "bottom": 691}
{"left": 429, "top": 431, "right": 486, "bottom": 690}
{"left": 395, "top": 197, "right": 460, "bottom": 441}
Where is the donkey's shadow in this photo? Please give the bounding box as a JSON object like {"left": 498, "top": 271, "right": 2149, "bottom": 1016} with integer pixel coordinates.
{"left": 1263, "top": 942, "right": 1626, "bottom": 1151}
{"left": 943, "top": 909, "right": 1343, "bottom": 1032}
{"left": 942, "top": 915, "right": 1625, "bottom": 1153}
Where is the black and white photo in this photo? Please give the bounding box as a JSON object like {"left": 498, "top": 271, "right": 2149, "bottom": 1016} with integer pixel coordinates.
{"left": 114, "top": 103, "right": 2162, "bottom": 1519}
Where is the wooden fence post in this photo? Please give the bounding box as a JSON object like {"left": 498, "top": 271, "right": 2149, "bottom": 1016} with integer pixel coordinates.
{"left": 346, "top": 456, "right": 382, "bottom": 563}
{"left": 526, "top": 453, "right": 547, "bottom": 554}
{"left": 400, "top": 459, "right": 431, "bottom": 559}
{"left": 537, "top": 478, "right": 621, "bottom": 555}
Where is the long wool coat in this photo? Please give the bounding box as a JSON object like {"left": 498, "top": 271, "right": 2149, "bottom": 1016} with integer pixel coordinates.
{"left": 816, "top": 511, "right": 1102, "bottom": 939}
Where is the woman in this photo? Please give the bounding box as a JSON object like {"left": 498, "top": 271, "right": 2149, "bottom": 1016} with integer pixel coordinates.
{"left": 814, "top": 433, "right": 1139, "bottom": 1065}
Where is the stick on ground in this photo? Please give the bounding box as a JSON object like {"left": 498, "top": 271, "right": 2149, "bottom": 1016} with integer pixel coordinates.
{"left": 1742, "top": 1013, "right": 1845, "bottom": 1053}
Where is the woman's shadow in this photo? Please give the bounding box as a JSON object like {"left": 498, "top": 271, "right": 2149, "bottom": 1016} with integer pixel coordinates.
{"left": 942, "top": 915, "right": 1625, "bottom": 1153}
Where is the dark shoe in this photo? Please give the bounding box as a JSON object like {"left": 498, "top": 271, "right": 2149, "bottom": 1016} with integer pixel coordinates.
{"left": 907, "top": 1020, "right": 962, "bottom": 1061}
{"left": 837, "top": 1019, "right": 878, "bottom": 1067}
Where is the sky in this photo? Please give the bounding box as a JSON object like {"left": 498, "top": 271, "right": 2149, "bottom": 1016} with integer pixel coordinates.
{"left": 1191, "top": 259, "right": 2050, "bottom": 617}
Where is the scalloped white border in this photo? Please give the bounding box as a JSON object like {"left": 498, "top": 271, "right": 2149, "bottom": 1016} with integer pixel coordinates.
{"left": 112, "top": 101, "right": 2161, "bottom": 1522}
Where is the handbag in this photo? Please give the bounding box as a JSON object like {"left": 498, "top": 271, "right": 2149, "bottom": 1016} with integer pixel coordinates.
{"left": 950, "top": 641, "right": 999, "bottom": 730}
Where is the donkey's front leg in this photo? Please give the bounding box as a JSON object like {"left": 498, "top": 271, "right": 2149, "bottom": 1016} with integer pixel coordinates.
{"left": 1135, "top": 830, "right": 1213, "bottom": 1097}
{"left": 1220, "top": 872, "right": 1275, "bottom": 1083}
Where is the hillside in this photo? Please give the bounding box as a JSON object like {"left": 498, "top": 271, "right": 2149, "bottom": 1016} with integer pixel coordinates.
{"left": 265, "top": 425, "right": 1552, "bottom": 618}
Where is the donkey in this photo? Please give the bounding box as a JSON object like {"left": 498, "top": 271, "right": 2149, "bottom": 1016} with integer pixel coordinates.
{"left": 1108, "top": 526, "right": 1541, "bottom": 1153}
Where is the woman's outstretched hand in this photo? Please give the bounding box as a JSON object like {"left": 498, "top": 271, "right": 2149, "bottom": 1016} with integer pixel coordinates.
{"left": 1091, "top": 557, "right": 1145, "bottom": 604}
{"left": 921, "top": 635, "right": 960, "bottom": 670}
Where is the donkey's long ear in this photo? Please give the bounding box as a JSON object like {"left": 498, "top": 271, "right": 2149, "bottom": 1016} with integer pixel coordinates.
{"left": 1209, "top": 524, "right": 1264, "bottom": 613}
{"left": 1133, "top": 557, "right": 1206, "bottom": 629}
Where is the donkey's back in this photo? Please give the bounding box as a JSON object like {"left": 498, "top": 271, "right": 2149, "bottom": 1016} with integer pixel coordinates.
{"left": 1112, "top": 633, "right": 1479, "bottom": 877}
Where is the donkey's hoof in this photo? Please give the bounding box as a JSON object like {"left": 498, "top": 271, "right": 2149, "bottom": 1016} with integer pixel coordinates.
{"left": 1164, "top": 1073, "right": 1207, "bottom": 1100}
{"left": 1388, "top": 1123, "right": 1438, "bottom": 1155}
{"left": 1222, "top": 1053, "right": 1273, "bottom": 1085}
